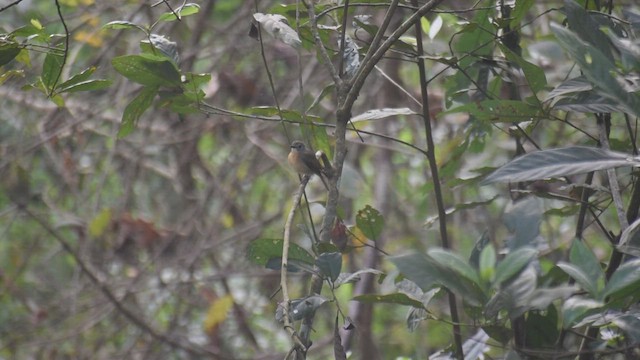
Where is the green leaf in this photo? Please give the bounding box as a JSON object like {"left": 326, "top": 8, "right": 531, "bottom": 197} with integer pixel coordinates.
{"left": 562, "top": 297, "right": 603, "bottom": 328}
{"left": 102, "top": 20, "right": 147, "bottom": 33}
{"left": 551, "top": 22, "right": 640, "bottom": 118}
{"left": 89, "top": 208, "right": 112, "bottom": 238}
{"left": 0, "top": 43, "right": 21, "bottom": 67}
{"left": 524, "top": 306, "right": 559, "bottom": 348}
{"left": 250, "top": 106, "right": 322, "bottom": 123}
{"left": 617, "top": 218, "right": 640, "bottom": 257}
{"left": 391, "top": 252, "right": 486, "bottom": 306}
{"left": 112, "top": 54, "right": 181, "bottom": 87}
{"left": 544, "top": 76, "right": 592, "bottom": 101}
{"left": 317, "top": 252, "right": 342, "bottom": 282}
{"left": 158, "top": 3, "right": 200, "bottom": 22}
{"left": 439, "top": 99, "right": 544, "bottom": 123}
{"left": 602, "top": 259, "right": 640, "bottom": 299}
{"left": 469, "top": 231, "right": 491, "bottom": 269}
{"left": 118, "top": 87, "right": 158, "bottom": 138}
{"left": 0, "top": 69, "right": 24, "bottom": 86}
{"left": 494, "top": 247, "right": 537, "bottom": 285}
{"left": 499, "top": 44, "right": 547, "bottom": 94}
{"left": 503, "top": 197, "right": 542, "bottom": 251}
{"left": 42, "top": 51, "right": 64, "bottom": 91}
{"left": 57, "top": 67, "right": 96, "bottom": 89}
{"left": 557, "top": 263, "right": 597, "bottom": 297}
{"left": 352, "top": 293, "right": 425, "bottom": 309}
{"left": 509, "top": 0, "right": 534, "bottom": 28}
{"left": 355, "top": 205, "right": 384, "bottom": 240}
{"left": 569, "top": 239, "right": 604, "bottom": 296}
{"left": 479, "top": 244, "right": 496, "bottom": 282}
{"left": 59, "top": 79, "right": 112, "bottom": 93}
{"left": 563, "top": 0, "right": 614, "bottom": 62}
{"left": 247, "top": 238, "right": 315, "bottom": 271}
{"left": 428, "top": 248, "right": 481, "bottom": 286}
{"left": 482, "top": 146, "right": 639, "bottom": 184}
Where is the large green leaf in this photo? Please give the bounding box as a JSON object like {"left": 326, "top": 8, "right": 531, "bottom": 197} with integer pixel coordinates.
{"left": 391, "top": 252, "right": 486, "bottom": 306}
{"left": 569, "top": 239, "right": 604, "bottom": 297}
{"left": 602, "top": 259, "right": 640, "bottom": 299}
{"left": 316, "top": 252, "right": 342, "bottom": 282}
{"left": 563, "top": 0, "right": 614, "bottom": 62}
{"left": 557, "top": 262, "right": 597, "bottom": 297}
{"left": 246, "top": 238, "right": 315, "bottom": 270}
{"left": 158, "top": 3, "right": 201, "bottom": 22}
{"left": 499, "top": 44, "right": 547, "bottom": 94}
{"left": 355, "top": 205, "right": 384, "bottom": 240}
{"left": 482, "top": 146, "right": 640, "bottom": 184}
{"left": 428, "top": 248, "right": 481, "bottom": 286}
{"left": 617, "top": 218, "right": 640, "bottom": 257}
{"left": 503, "top": 198, "right": 542, "bottom": 251}
{"left": 551, "top": 23, "right": 640, "bottom": 118}
{"left": 562, "top": 297, "right": 603, "bottom": 328}
{"left": 352, "top": 293, "right": 425, "bottom": 309}
{"left": 439, "top": 99, "right": 544, "bottom": 123}
{"left": 42, "top": 51, "right": 64, "bottom": 91}
{"left": 0, "top": 43, "right": 21, "bottom": 67}
{"left": 118, "top": 87, "right": 158, "bottom": 138}
{"left": 494, "top": 247, "right": 538, "bottom": 285}
{"left": 112, "top": 54, "right": 181, "bottom": 87}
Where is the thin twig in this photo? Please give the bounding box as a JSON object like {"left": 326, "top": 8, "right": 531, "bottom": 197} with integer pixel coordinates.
{"left": 20, "top": 206, "right": 222, "bottom": 358}
{"left": 410, "top": 0, "right": 464, "bottom": 357}
{"left": 282, "top": 176, "right": 311, "bottom": 356}
{"left": 50, "top": 0, "right": 70, "bottom": 96}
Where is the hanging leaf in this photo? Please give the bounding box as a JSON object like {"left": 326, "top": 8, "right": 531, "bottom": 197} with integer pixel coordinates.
{"left": 482, "top": 146, "right": 640, "bottom": 184}
{"left": 118, "top": 86, "right": 158, "bottom": 138}
{"left": 355, "top": 205, "right": 384, "bottom": 240}
{"left": 253, "top": 13, "right": 301, "bottom": 48}
{"left": 317, "top": 252, "right": 342, "bottom": 282}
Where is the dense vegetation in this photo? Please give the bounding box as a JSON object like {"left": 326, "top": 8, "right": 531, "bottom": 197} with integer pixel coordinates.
{"left": 1, "top": 0, "right": 640, "bottom": 359}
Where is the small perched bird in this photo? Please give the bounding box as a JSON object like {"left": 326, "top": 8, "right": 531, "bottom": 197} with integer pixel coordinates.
{"left": 288, "top": 141, "right": 329, "bottom": 190}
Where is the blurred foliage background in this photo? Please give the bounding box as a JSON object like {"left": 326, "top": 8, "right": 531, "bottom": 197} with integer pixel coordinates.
{"left": 1, "top": 0, "right": 640, "bottom": 359}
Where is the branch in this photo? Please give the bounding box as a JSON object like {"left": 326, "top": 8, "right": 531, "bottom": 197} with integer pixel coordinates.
{"left": 410, "top": 0, "right": 463, "bottom": 356}
{"left": 341, "top": 0, "right": 446, "bottom": 115}
{"left": 20, "top": 205, "right": 223, "bottom": 358}
{"left": 282, "top": 176, "right": 311, "bottom": 356}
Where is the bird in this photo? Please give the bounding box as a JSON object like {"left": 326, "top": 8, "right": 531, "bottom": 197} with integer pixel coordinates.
{"left": 288, "top": 141, "right": 329, "bottom": 190}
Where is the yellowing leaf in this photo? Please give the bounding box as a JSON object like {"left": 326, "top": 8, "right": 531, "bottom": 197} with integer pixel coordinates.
{"left": 74, "top": 30, "right": 103, "bottom": 47}
{"left": 30, "top": 19, "right": 43, "bottom": 30}
{"left": 203, "top": 295, "right": 234, "bottom": 333}
{"left": 89, "top": 208, "right": 112, "bottom": 238}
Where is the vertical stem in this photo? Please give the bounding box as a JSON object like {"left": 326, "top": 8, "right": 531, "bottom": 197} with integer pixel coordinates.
{"left": 410, "top": 1, "right": 464, "bottom": 357}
